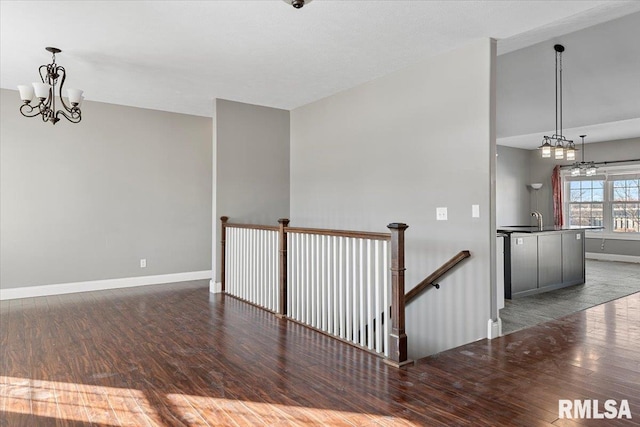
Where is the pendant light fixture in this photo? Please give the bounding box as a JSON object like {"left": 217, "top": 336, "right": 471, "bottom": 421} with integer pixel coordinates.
{"left": 570, "top": 135, "right": 597, "bottom": 177}
{"left": 538, "top": 44, "right": 575, "bottom": 160}
{"left": 17, "top": 47, "right": 84, "bottom": 125}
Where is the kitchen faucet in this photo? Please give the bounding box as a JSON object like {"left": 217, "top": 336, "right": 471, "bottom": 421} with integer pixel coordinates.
{"left": 531, "top": 211, "right": 543, "bottom": 229}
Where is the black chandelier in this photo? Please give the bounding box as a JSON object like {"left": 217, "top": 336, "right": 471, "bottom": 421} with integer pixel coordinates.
{"left": 538, "top": 44, "right": 576, "bottom": 161}
{"left": 17, "top": 47, "right": 84, "bottom": 125}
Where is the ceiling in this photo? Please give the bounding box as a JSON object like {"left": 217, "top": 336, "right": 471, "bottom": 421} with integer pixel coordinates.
{"left": 2, "top": 1, "right": 639, "bottom": 149}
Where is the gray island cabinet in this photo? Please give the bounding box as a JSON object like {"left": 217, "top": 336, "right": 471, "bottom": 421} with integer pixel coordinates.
{"left": 498, "top": 227, "right": 591, "bottom": 299}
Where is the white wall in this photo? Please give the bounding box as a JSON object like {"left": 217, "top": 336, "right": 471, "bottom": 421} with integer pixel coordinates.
{"left": 290, "top": 39, "right": 496, "bottom": 359}
{"left": 0, "top": 89, "right": 212, "bottom": 291}
{"left": 214, "top": 99, "right": 290, "bottom": 281}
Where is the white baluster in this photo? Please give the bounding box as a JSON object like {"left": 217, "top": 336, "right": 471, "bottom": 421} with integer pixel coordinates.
{"left": 366, "top": 239, "right": 373, "bottom": 350}
{"left": 273, "top": 230, "right": 279, "bottom": 312}
{"left": 352, "top": 238, "right": 358, "bottom": 342}
{"left": 374, "top": 240, "right": 381, "bottom": 353}
{"left": 338, "top": 237, "right": 345, "bottom": 339}
{"left": 383, "top": 241, "right": 389, "bottom": 357}
{"left": 310, "top": 233, "right": 316, "bottom": 327}
{"left": 359, "top": 238, "right": 365, "bottom": 346}
{"left": 321, "top": 235, "right": 327, "bottom": 332}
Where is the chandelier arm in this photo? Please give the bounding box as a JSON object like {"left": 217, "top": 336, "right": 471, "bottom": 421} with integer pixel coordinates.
{"left": 55, "top": 66, "right": 74, "bottom": 113}
{"left": 38, "top": 64, "right": 49, "bottom": 84}
{"left": 19, "top": 103, "right": 43, "bottom": 118}
{"left": 50, "top": 65, "right": 57, "bottom": 118}
{"left": 36, "top": 64, "right": 55, "bottom": 112}
{"left": 55, "top": 108, "right": 81, "bottom": 124}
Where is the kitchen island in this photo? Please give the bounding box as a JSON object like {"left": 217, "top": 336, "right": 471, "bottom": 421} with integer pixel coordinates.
{"left": 498, "top": 226, "right": 600, "bottom": 299}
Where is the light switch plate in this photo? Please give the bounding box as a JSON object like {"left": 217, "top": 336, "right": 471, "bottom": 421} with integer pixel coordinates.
{"left": 472, "top": 204, "right": 480, "bottom": 218}
{"left": 516, "top": 238, "right": 524, "bottom": 245}
{"left": 576, "top": 234, "right": 581, "bottom": 240}
{"left": 436, "top": 207, "right": 448, "bottom": 221}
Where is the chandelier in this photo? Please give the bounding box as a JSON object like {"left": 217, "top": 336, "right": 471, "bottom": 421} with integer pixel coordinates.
{"left": 17, "top": 47, "right": 84, "bottom": 125}
{"left": 570, "top": 135, "right": 597, "bottom": 176}
{"left": 538, "top": 44, "right": 576, "bottom": 161}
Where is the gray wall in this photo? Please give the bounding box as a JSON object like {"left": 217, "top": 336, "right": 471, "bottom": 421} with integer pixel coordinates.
{"left": 585, "top": 238, "right": 639, "bottom": 257}
{"left": 496, "top": 145, "right": 532, "bottom": 226}
{"left": 528, "top": 137, "right": 640, "bottom": 257}
{"left": 0, "top": 88, "right": 213, "bottom": 289}
{"left": 291, "top": 39, "right": 496, "bottom": 359}
{"left": 214, "top": 99, "right": 290, "bottom": 281}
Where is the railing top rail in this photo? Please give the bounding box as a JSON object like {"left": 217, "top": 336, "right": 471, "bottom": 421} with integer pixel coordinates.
{"left": 222, "top": 222, "right": 279, "bottom": 232}
{"left": 284, "top": 226, "right": 391, "bottom": 241}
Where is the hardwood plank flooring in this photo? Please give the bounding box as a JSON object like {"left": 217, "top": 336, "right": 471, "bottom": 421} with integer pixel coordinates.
{"left": 1, "top": 281, "right": 638, "bottom": 426}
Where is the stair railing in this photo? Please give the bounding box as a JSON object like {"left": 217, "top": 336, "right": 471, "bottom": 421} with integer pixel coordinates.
{"left": 220, "top": 216, "right": 410, "bottom": 367}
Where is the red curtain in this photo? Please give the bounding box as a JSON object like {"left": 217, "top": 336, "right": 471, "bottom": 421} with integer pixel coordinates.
{"left": 552, "top": 165, "right": 563, "bottom": 226}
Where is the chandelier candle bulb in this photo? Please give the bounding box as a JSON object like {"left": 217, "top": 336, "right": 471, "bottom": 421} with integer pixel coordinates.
{"left": 17, "top": 85, "right": 35, "bottom": 102}
{"left": 66, "top": 88, "right": 83, "bottom": 105}
{"left": 33, "top": 82, "right": 51, "bottom": 99}
{"left": 555, "top": 145, "right": 564, "bottom": 159}
{"left": 540, "top": 137, "right": 552, "bottom": 158}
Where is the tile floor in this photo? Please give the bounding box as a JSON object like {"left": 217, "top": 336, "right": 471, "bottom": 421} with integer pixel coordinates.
{"left": 500, "top": 259, "right": 640, "bottom": 334}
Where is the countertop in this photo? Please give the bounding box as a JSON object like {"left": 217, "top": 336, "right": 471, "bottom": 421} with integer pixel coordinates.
{"left": 497, "top": 226, "right": 604, "bottom": 234}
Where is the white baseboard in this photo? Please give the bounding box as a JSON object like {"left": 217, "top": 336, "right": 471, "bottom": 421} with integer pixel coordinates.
{"left": 0, "top": 270, "right": 212, "bottom": 300}
{"left": 487, "top": 318, "right": 502, "bottom": 339}
{"left": 209, "top": 280, "right": 222, "bottom": 294}
{"left": 586, "top": 253, "right": 640, "bottom": 264}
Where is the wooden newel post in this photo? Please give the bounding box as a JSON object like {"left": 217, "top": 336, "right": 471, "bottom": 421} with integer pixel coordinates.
{"left": 220, "top": 216, "right": 229, "bottom": 292}
{"left": 277, "top": 218, "right": 290, "bottom": 318}
{"left": 386, "top": 222, "right": 412, "bottom": 368}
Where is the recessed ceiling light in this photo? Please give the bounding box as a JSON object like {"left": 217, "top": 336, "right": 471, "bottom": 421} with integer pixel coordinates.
{"left": 283, "top": 0, "right": 313, "bottom": 9}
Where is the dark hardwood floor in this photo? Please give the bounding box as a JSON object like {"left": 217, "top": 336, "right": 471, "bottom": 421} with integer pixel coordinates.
{"left": 1, "top": 281, "right": 638, "bottom": 426}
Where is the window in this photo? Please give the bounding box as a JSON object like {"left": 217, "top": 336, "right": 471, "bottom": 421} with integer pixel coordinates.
{"left": 568, "top": 180, "right": 604, "bottom": 228}
{"left": 612, "top": 178, "right": 640, "bottom": 233}
{"left": 564, "top": 167, "right": 640, "bottom": 237}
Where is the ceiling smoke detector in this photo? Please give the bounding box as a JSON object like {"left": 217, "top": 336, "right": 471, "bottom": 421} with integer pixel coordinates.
{"left": 283, "top": 0, "right": 312, "bottom": 9}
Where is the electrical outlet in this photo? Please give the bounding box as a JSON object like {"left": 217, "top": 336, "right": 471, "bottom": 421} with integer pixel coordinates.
{"left": 436, "top": 207, "right": 448, "bottom": 221}
{"left": 140, "top": 259, "right": 147, "bottom": 268}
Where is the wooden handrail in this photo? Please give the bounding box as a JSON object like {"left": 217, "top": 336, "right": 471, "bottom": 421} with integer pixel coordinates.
{"left": 405, "top": 250, "right": 471, "bottom": 304}
{"left": 223, "top": 222, "right": 279, "bottom": 232}
{"left": 285, "top": 226, "right": 391, "bottom": 241}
